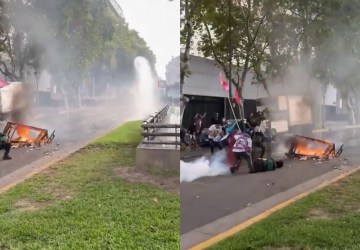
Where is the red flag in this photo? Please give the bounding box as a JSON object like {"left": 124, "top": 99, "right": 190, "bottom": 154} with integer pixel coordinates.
{"left": 218, "top": 72, "right": 229, "bottom": 91}
{"left": 234, "top": 88, "right": 240, "bottom": 105}
{"left": 0, "top": 80, "right": 9, "bottom": 88}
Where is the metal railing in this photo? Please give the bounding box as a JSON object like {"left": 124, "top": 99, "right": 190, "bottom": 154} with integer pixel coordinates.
{"left": 141, "top": 103, "right": 180, "bottom": 148}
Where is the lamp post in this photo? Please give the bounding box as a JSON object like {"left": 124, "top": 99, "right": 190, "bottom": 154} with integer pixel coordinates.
{"left": 34, "top": 71, "right": 39, "bottom": 105}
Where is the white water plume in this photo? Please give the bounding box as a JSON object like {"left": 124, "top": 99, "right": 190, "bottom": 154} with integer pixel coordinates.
{"left": 133, "top": 56, "right": 160, "bottom": 118}
{"left": 180, "top": 150, "right": 230, "bottom": 183}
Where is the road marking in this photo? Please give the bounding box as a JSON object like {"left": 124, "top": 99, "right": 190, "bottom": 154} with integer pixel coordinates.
{"left": 188, "top": 166, "right": 360, "bottom": 250}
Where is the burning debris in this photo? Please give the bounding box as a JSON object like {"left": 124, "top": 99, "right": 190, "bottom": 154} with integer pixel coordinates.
{"left": 286, "top": 135, "right": 343, "bottom": 160}
{"left": 2, "top": 122, "right": 55, "bottom": 148}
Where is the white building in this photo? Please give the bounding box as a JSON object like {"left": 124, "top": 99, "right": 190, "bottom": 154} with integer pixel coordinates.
{"left": 181, "top": 53, "right": 348, "bottom": 128}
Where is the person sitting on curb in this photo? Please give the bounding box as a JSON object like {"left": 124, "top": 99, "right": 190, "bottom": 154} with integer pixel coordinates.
{"left": 252, "top": 158, "right": 284, "bottom": 173}
{"left": 0, "top": 132, "right": 12, "bottom": 160}
{"left": 208, "top": 122, "right": 224, "bottom": 155}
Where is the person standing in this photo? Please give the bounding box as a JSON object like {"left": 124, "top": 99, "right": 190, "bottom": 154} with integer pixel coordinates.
{"left": 180, "top": 126, "right": 190, "bottom": 151}
{"left": 0, "top": 132, "right": 12, "bottom": 160}
{"left": 252, "top": 125, "right": 267, "bottom": 158}
{"left": 230, "top": 130, "right": 254, "bottom": 174}
{"left": 208, "top": 122, "right": 224, "bottom": 154}
{"left": 194, "top": 112, "right": 206, "bottom": 149}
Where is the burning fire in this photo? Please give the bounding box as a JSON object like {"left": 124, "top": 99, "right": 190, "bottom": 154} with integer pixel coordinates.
{"left": 294, "top": 143, "right": 327, "bottom": 156}
{"left": 287, "top": 135, "right": 343, "bottom": 160}
{"left": 294, "top": 138, "right": 330, "bottom": 157}
{"left": 16, "top": 125, "right": 33, "bottom": 142}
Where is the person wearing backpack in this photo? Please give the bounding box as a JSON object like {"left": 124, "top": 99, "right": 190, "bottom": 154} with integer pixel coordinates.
{"left": 253, "top": 158, "right": 284, "bottom": 172}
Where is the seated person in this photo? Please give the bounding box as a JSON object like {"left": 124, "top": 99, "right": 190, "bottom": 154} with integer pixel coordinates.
{"left": 0, "top": 132, "right": 12, "bottom": 160}
{"left": 208, "top": 122, "right": 224, "bottom": 154}
{"left": 253, "top": 158, "right": 283, "bottom": 172}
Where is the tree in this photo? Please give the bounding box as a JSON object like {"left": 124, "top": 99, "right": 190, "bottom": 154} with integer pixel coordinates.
{"left": 311, "top": 0, "right": 360, "bottom": 124}
{"left": 180, "top": 0, "right": 203, "bottom": 122}
{"left": 191, "top": 0, "right": 282, "bottom": 118}
{"left": 0, "top": 0, "right": 46, "bottom": 81}
{"left": 0, "top": 0, "right": 156, "bottom": 109}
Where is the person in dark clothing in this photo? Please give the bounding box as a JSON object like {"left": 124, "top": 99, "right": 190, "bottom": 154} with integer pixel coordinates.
{"left": 187, "top": 124, "right": 197, "bottom": 149}
{"left": 253, "top": 158, "right": 284, "bottom": 172}
{"left": 0, "top": 132, "right": 12, "bottom": 160}
{"left": 252, "top": 122, "right": 269, "bottom": 158}
{"left": 180, "top": 126, "right": 190, "bottom": 150}
{"left": 194, "top": 112, "right": 206, "bottom": 149}
{"left": 210, "top": 113, "right": 220, "bottom": 126}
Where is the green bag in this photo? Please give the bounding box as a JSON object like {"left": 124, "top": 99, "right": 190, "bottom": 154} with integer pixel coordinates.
{"left": 0, "top": 134, "right": 8, "bottom": 143}
{"left": 265, "top": 158, "right": 275, "bottom": 171}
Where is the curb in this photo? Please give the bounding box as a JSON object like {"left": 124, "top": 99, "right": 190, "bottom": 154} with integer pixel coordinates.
{"left": 181, "top": 165, "right": 360, "bottom": 250}
{"left": 312, "top": 124, "right": 360, "bottom": 134}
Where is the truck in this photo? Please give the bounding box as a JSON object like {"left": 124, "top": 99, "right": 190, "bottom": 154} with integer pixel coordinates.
{"left": 0, "top": 82, "right": 32, "bottom": 121}
{"left": 257, "top": 95, "right": 313, "bottom": 136}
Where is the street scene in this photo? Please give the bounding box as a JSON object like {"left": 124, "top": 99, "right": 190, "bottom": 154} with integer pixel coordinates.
{"left": 0, "top": 0, "right": 180, "bottom": 249}
{"left": 180, "top": 0, "right": 360, "bottom": 249}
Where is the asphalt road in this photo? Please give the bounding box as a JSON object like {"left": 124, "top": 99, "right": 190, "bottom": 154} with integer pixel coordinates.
{"left": 0, "top": 102, "right": 140, "bottom": 179}
{"left": 180, "top": 142, "right": 360, "bottom": 235}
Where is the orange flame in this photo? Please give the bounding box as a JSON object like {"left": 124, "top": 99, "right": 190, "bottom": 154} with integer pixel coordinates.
{"left": 16, "top": 126, "right": 33, "bottom": 142}
{"left": 294, "top": 140, "right": 328, "bottom": 156}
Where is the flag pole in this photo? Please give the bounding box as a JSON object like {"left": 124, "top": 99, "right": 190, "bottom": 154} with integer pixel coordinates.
{"left": 227, "top": 97, "right": 241, "bottom": 131}
{"left": 219, "top": 72, "right": 242, "bottom": 132}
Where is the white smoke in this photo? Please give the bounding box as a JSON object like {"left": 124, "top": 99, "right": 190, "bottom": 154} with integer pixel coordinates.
{"left": 180, "top": 150, "right": 230, "bottom": 183}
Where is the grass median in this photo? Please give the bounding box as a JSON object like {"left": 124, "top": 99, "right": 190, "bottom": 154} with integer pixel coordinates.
{"left": 0, "top": 120, "right": 180, "bottom": 250}
{"left": 210, "top": 171, "right": 360, "bottom": 250}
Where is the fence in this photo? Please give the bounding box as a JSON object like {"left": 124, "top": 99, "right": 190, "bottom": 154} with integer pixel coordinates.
{"left": 141, "top": 103, "right": 180, "bottom": 148}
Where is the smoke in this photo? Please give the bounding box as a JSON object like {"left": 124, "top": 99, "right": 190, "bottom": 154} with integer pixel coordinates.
{"left": 180, "top": 150, "right": 230, "bottom": 183}
{"left": 1, "top": 1, "right": 164, "bottom": 142}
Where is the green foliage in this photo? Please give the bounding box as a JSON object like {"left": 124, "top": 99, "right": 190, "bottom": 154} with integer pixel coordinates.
{"left": 182, "top": 0, "right": 360, "bottom": 119}
{"left": 0, "top": 0, "right": 156, "bottom": 90}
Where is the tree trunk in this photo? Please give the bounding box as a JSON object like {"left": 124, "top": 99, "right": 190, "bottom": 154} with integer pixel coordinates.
{"left": 180, "top": 0, "right": 192, "bottom": 124}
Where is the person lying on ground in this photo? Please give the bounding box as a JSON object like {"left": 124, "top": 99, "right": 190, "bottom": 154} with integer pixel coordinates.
{"left": 253, "top": 158, "right": 284, "bottom": 173}
{"left": 208, "top": 122, "right": 224, "bottom": 155}
{"left": 0, "top": 132, "right": 12, "bottom": 160}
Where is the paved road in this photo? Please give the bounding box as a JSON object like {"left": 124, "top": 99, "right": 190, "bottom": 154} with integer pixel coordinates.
{"left": 180, "top": 142, "right": 360, "bottom": 235}
{"left": 0, "top": 102, "right": 143, "bottom": 180}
